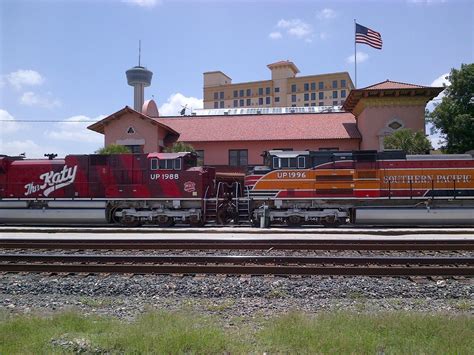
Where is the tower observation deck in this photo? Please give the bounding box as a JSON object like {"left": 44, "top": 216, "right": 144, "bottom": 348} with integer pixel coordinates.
{"left": 126, "top": 65, "right": 153, "bottom": 112}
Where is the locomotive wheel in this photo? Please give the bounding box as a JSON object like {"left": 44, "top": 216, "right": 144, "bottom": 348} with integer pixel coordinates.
{"left": 120, "top": 215, "right": 142, "bottom": 227}
{"left": 156, "top": 215, "right": 175, "bottom": 227}
{"left": 320, "top": 216, "right": 344, "bottom": 227}
{"left": 287, "top": 215, "right": 303, "bottom": 227}
{"left": 189, "top": 215, "right": 205, "bottom": 227}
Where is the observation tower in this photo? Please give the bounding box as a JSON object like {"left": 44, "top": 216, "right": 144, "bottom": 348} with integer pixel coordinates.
{"left": 126, "top": 41, "right": 153, "bottom": 112}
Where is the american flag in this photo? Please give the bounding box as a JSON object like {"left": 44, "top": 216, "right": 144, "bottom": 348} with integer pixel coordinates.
{"left": 355, "top": 23, "right": 382, "bottom": 50}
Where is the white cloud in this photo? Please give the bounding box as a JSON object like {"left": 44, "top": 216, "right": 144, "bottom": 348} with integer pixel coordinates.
{"left": 0, "top": 138, "right": 68, "bottom": 158}
{"left": 346, "top": 51, "right": 369, "bottom": 64}
{"left": 6, "top": 69, "right": 44, "bottom": 90}
{"left": 19, "top": 91, "right": 61, "bottom": 109}
{"left": 269, "top": 31, "right": 282, "bottom": 40}
{"left": 122, "top": 0, "right": 161, "bottom": 7}
{"left": 319, "top": 32, "right": 329, "bottom": 40}
{"left": 0, "top": 109, "right": 26, "bottom": 133}
{"left": 430, "top": 72, "right": 450, "bottom": 87}
{"left": 276, "top": 19, "right": 313, "bottom": 40}
{"left": 46, "top": 115, "right": 105, "bottom": 144}
{"left": 427, "top": 72, "right": 450, "bottom": 111}
{"left": 159, "top": 93, "right": 203, "bottom": 116}
{"left": 317, "top": 8, "right": 337, "bottom": 20}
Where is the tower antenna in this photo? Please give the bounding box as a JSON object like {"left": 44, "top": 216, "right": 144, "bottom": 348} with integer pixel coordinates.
{"left": 138, "top": 40, "right": 141, "bottom": 66}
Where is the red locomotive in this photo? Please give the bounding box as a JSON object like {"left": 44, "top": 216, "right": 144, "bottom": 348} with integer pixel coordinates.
{"left": 1, "top": 150, "right": 473, "bottom": 226}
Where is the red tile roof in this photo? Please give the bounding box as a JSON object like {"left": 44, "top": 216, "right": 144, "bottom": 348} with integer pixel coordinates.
{"left": 156, "top": 112, "right": 360, "bottom": 142}
{"left": 362, "top": 80, "right": 433, "bottom": 90}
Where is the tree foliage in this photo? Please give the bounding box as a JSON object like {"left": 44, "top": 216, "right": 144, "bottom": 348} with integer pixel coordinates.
{"left": 429, "top": 63, "right": 474, "bottom": 153}
{"left": 384, "top": 128, "right": 432, "bottom": 154}
{"left": 95, "top": 144, "right": 131, "bottom": 154}
{"left": 164, "top": 141, "right": 195, "bottom": 153}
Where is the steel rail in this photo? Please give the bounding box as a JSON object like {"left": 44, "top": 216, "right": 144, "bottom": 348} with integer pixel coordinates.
{"left": 1, "top": 254, "right": 473, "bottom": 265}
{"left": 1, "top": 239, "right": 473, "bottom": 251}
{"left": 1, "top": 254, "right": 473, "bottom": 276}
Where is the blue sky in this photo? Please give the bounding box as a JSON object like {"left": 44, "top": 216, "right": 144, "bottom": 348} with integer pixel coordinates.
{"left": 1, "top": 0, "right": 472, "bottom": 157}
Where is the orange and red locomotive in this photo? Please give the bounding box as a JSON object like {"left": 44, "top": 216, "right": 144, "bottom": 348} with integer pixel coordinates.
{"left": 1, "top": 150, "right": 473, "bottom": 226}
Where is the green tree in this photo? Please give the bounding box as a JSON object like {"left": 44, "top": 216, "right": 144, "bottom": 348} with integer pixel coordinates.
{"left": 429, "top": 63, "right": 474, "bottom": 153}
{"left": 384, "top": 128, "right": 432, "bottom": 154}
{"left": 95, "top": 144, "right": 131, "bottom": 154}
{"left": 164, "top": 141, "right": 195, "bottom": 153}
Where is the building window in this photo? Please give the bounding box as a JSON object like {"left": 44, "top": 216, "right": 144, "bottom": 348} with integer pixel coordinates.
{"left": 195, "top": 150, "right": 204, "bottom": 166}
{"left": 304, "top": 103, "right": 309, "bottom": 107}
{"left": 275, "top": 87, "right": 280, "bottom": 93}
{"left": 304, "top": 93, "right": 309, "bottom": 101}
{"left": 266, "top": 87, "right": 271, "bottom": 95}
{"left": 341, "top": 79, "right": 346, "bottom": 88}
{"left": 127, "top": 126, "right": 135, "bottom": 134}
{"left": 233, "top": 100, "right": 238, "bottom": 107}
{"left": 319, "top": 81, "right": 324, "bottom": 90}
{"left": 233, "top": 90, "right": 238, "bottom": 98}
{"left": 291, "top": 84, "right": 297, "bottom": 92}
{"left": 311, "top": 92, "right": 316, "bottom": 101}
{"left": 266, "top": 97, "right": 271, "bottom": 105}
{"left": 125, "top": 145, "right": 142, "bottom": 153}
{"left": 304, "top": 83, "right": 309, "bottom": 91}
{"left": 219, "top": 101, "right": 224, "bottom": 108}
{"left": 275, "top": 97, "right": 280, "bottom": 102}
{"left": 219, "top": 91, "right": 224, "bottom": 100}
{"left": 333, "top": 100, "right": 338, "bottom": 105}
{"left": 319, "top": 102, "right": 324, "bottom": 106}
{"left": 229, "top": 149, "right": 248, "bottom": 166}
{"left": 311, "top": 103, "right": 316, "bottom": 106}
{"left": 246, "top": 88, "right": 251, "bottom": 96}
{"left": 291, "top": 104, "right": 296, "bottom": 107}
{"left": 332, "top": 80, "right": 337, "bottom": 89}
{"left": 214, "top": 101, "right": 218, "bottom": 108}
{"left": 291, "top": 94, "right": 296, "bottom": 102}
{"left": 259, "top": 97, "right": 263, "bottom": 105}
{"left": 258, "top": 87, "right": 263, "bottom": 95}
{"left": 239, "top": 99, "right": 244, "bottom": 107}
{"left": 341, "top": 89, "right": 346, "bottom": 98}
{"left": 246, "top": 98, "right": 251, "bottom": 106}
{"left": 214, "top": 92, "right": 218, "bottom": 100}
{"left": 319, "top": 92, "right": 324, "bottom": 100}
{"left": 311, "top": 82, "right": 316, "bottom": 91}
{"left": 333, "top": 91, "right": 338, "bottom": 98}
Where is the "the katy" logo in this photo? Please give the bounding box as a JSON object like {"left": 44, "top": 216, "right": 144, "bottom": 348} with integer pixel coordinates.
{"left": 24, "top": 165, "right": 78, "bottom": 197}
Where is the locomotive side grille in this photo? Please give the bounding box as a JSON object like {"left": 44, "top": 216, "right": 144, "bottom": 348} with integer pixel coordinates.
{"left": 315, "top": 175, "right": 353, "bottom": 182}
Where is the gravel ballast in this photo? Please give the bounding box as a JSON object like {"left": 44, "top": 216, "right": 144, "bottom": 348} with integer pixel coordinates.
{"left": 1, "top": 273, "right": 472, "bottom": 320}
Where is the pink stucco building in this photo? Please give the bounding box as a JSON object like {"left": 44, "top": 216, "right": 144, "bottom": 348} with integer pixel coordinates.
{"left": 88, "top": 80, "right": 442, "bottom": 168}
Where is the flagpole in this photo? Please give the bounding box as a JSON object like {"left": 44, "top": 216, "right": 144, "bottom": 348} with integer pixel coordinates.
{"left": 354, "top": 19, "right": 357, "bottom": 88}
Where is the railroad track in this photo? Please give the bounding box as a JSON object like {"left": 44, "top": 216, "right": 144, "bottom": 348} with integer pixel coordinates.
{"left": 0, "top": 254, "right": 473, "bottom": 276}
{"left": 1, "top": 238, "right": 473, "bottom": 251}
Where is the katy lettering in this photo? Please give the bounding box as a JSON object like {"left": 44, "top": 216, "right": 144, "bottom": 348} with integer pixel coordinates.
{"left": 24, "top": 165, "right": 78, "bottom": 197}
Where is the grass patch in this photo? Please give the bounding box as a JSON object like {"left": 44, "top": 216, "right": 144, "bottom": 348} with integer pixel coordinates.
{"left": 1, "top": 310, "right": 472, "bottom": 354}
{"left": 257, "top": 311, "right": 474, "bottom": 354}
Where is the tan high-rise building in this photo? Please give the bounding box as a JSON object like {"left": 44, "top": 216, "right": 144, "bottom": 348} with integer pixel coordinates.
{"left": 203, "top": 60, "right": 354, "bottom": 109}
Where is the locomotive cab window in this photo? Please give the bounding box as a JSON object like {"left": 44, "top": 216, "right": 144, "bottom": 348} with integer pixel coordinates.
{"left": 273, "top": 157, "right": 300, "bottom": 169}
{"left": 150, "top": 158, "right": 182, "bottom": 170}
